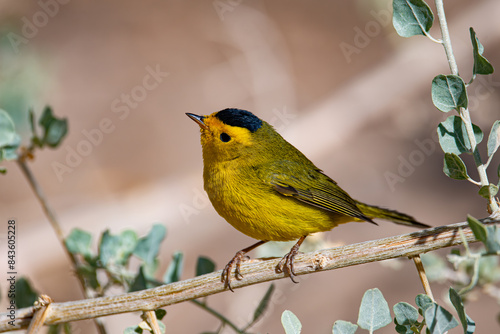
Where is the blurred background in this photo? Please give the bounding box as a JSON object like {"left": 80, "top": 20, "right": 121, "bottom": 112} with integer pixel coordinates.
{"left": 1, "top": 0, "right": 500, "bottom": 332}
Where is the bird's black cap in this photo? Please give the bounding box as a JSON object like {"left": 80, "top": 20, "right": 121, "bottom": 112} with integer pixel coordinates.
{"left": 215, "top": 108, "right": 262, "bottom": 133}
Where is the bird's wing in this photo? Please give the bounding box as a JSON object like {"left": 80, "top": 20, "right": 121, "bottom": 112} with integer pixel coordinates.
{"left": 256, "top": 161, "right": 374, "bottom": 223}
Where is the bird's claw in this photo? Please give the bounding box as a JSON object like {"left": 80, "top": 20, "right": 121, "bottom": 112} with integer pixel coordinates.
{"left": 277, "top": 249, "right": 301, "bottom": 283}
{"left": 222, "top": 251, "right": 249, "bottom": 292}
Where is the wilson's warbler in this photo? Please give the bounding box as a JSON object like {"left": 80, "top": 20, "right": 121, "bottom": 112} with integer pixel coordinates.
{"left": 187, "top": 108, "right": 429, "bottom": 291}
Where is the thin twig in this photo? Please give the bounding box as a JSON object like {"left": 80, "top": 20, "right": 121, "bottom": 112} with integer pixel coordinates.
{"left": 411, "top": 255, "right": 434, "bottom": 301}
{"left": 434, "top": 0, "right": 459, "bottom": 75}
{"left": 16, "top": 157, "right": 108, "bottom": 334}
{"left": 191, "top": 300, "right": 246, "bottom": 334}
{"left": 1, "top": 220, "right": 497, "bottom": 332}
{"left": 16, "top": 158, "right": 65, "bottom": 242}
{"left": 142, "top": 311, "right": 162, "bottom": 334}
{"left": 26, "top": 295, "right": 53, "bottom": 334}
{"left": 458, "top": 228, "right": 471, "bottom": 256}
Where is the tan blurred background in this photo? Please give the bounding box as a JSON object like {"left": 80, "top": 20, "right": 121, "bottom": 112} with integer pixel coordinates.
{"left": 1, "top": 0, "right": 500, "bottom": 332}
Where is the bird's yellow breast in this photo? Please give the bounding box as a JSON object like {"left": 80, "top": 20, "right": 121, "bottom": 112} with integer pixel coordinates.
{"left": 203, "top": 158, "right": 351, "bottom": 241}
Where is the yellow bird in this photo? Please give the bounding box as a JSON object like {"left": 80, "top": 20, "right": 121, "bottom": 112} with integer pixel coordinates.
{"left": 187, "top": 108, "right": 429, "bottom": 290}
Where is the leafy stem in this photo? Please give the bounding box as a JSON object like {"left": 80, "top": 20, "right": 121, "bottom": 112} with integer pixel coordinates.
{"left": 191, "top": 299, "right": 247, "bottom": 334}
{"left": 16, "top": 156, "right": 109, "bottom": 334}
{"left": 433, "top": 0, "right": 499, "bottom": 213}
{"left": 434, "top": 0, "right": 458, "bottom": 76}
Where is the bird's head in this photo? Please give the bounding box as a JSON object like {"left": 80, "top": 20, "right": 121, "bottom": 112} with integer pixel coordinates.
{"left": 186, "top": 108, "right": 274, "bottom": 163}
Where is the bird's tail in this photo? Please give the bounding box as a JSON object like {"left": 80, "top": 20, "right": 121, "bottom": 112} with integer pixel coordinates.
{"left": 355, "top": 201, "right": 430, "bottom": 229}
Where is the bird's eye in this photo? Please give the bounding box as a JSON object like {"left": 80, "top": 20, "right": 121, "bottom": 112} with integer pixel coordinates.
{"left": 220, "top": 133, "right": 231, "bottom": 142}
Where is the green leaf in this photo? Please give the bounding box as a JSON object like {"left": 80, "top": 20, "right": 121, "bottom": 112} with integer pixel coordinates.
{"left": 0, "top": 109, "right": 18, "bottom": 148}
{"left": 357, "top": 288, "right": 392, "bottom": 331}
{"left": 282, "top": 310, "right": 302, "bottom": 334}
{"left": 484, "top": 225, "right": 500, "bottom": 254}
{"left": 394, "top": 320, "right": 418, "bottom": 334}
{"left": 420, "top": 253, "right": 448, "bottom": 281}
{"left": 157, "top": 322, "right": 166, "bottom": 333}
{"left": 498, "top": 164, "right": 500, "bottom": 187}
{"left": 15, "top": 277, "right": 39, "bottom": 308}
{"left": 424, "top": 303, "right": 459, "bottom": 334}
{"left": 38, "top": 106, "right": 68, "bottom": 148}
{"left": 443, "top": 153, "right": 469, "bottom": 180}
{"left": 478, "top": 184, "right": 499, "bottom": 199}
{"left": 392, "top": 0, "right": 434, "bottom": 38}
{"left": 437, "top": 116, "right": 483, "bottom": 155}
{"left": 252, "top": 284, "right": 275, "bottom": 325}
{"left": 449, "top": 288, "right": 476, "bottom": 334}
{"left": 29, "top": 109, "right": 37, "bottom": 138}
{"left": 76, "top": 265, "right": 99, "bottom": 290}
{"left": 394, "top": 302, "right": 420, "bottom": 326}
{"left": 432, "top": 75, "right": 468, "bottom": 112}
{"left": 467, "top": 215, "right": 487, "bottom": 243}
{"left": 332, "top": 320, "right": 358, "bottom": 334}
{"left": 415, "top": 294, "right": 433, "bottom": 312}
{"left": 47, "top": 324, "right": 59, "bottom": 334}
{"left": 470, "top": 27, "right": 494, "bottom": 76}
{"left": 195, "top": 256, "right": 216, "bottom": 276}
{"left": 133, "top": 224, "right": 166, "bottom": 265}
{"left": 65, "top": 228, "right": 93, "bottom": 259}
{"left": 141, "top": 258, "right": 159, "bottom": 280}
{"left": 163, "top": 251, "right": 184, "bottom": 284}
{"left": 0, "top": 135, "right": 20, "bottom": 161}
{"left": 48, "top": 323, "right": 72, "bottom": 334}
{"left": 155, "top": 309, "right": 167, "bottom": 321}
{"left": 394, "top": 321, "right": 413, "bottom": 334}
{"left": 123, "top": 326, "right": 142, "bottom": 334}
{"left": 487, "top": 120, "right": 500, "bottom": 157}
{"left": 0, "top": 109, "right": 20, "bottom": 164}
{"left": 63, "top": 323, "right": 72, "bottom": 334}
{"left": 130, "top": 266, "right": 148, "bottom": 292}
{"left": 99, "top": 230, "right": 138, "bottom": 267}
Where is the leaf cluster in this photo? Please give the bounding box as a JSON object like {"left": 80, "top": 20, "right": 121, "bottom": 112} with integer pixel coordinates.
{"left": 393, "top": 0, "right": 499, "bottom": 210}
{"left": 4, "top": 222, "right": 278, "bottom": 334}
{"left": 0, "top": 106, "right": 67, "bottom": 172}
{"left": 282, "top": 288, "right": 474, "bottom": 334}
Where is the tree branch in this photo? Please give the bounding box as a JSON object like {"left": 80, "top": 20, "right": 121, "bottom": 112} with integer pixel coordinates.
{"left": 1, "top": 220, "right": 496, "bottom": 332}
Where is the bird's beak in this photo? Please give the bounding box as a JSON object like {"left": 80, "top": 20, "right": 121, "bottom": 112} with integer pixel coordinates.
{"left": 186, "top": 113, "right": 207, "bottom": 130}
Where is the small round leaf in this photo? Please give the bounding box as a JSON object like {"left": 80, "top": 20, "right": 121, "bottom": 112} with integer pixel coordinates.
{"left": 393, "top": 0, "right": 434, "bottom": 38}
{"left": 357, "top": 288, "right": 392, "bottom": 331}
{"left": 0, "top": 109, "right": 17, "bottom": 147}
{"left": 432, "top": 75, "right": 468, "bottom": 112}
{"left": 282, "top": 310, "right": 302, "bottom": 334}
{"left": 487, "top": 120, "right": 500, "bottom": 157}
{"left": 332, "top": 320, "right": 358, "bottom": 334}
{"left": 470, "top": 27, "right": 494, "bottom": 76}
{"left": 443, "top": 153, "right": 469, "bottom": 180}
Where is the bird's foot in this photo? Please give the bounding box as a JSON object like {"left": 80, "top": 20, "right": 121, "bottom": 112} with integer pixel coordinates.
{"left": 221, "top": 251, "right": 249, "bottom": 292}
{"left": 276, "top": 246, "right": 302, "bottom": 284}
